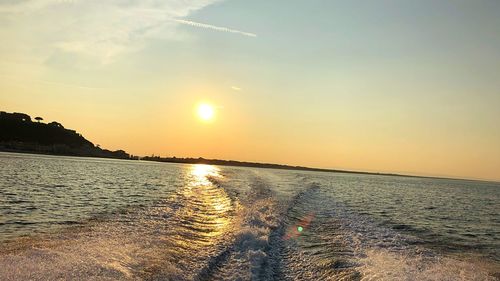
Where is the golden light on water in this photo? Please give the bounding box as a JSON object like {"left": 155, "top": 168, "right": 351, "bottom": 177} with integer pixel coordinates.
{"left": 179, "top": 164, "right": 232, "bottom": 238}
{"left": 191, "top": 164, "right": 219, "bottom": 185}
{"left": 197, "top": 103, "right": 215, "bottom": 122}
{"left": 191, "top": 164, "right": 217, "bottom": 176}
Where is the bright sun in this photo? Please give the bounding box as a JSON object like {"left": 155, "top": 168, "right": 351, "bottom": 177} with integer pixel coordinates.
{"left": 197, "top": 103, "right": 215, "bottom": 121}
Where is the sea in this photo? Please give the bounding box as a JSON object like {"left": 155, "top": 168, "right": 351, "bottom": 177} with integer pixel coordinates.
{"left": 0, "top": 152, "right": 499, "bottom": 280}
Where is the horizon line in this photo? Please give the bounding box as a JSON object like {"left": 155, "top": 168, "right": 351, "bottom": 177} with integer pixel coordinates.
{"left": 141, "top": 154, "right": 500, "bottom": 184}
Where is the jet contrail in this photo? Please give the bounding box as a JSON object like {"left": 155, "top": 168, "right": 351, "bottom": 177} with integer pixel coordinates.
{"left": 173, "top": 19, "right": 257, "bottom": 38}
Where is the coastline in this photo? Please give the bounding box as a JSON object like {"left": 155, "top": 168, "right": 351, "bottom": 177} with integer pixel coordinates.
{"left": 2, "top": 149, "right": 497, "bottom": 184}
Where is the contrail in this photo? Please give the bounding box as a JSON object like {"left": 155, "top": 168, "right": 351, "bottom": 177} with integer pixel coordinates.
{"left": 173, "top": 19, "right": 257, "bottom": 38}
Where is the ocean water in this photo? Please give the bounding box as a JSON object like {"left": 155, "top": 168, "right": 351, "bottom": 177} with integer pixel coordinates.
{"left": 0, "top": 152, "right": 499, "bottom": 280}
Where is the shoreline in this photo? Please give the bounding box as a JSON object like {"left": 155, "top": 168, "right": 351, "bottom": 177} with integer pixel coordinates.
{"left": 0, "top": 147, "right": 137, "bottom": 161}
{"left": 2, "top": 149, "right": 498, "bottom": 184}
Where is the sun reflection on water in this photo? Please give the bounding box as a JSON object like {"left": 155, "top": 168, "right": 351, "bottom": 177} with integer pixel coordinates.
{"left": 174, "top": 164, "right": 233, "bottom": 239}
{"left": 190, "top": 164, "right": 220, "bottom": 186}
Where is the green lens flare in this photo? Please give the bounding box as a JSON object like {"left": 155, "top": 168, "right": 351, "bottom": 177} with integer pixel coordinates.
{"left": 297, "top": 226, "right": 303, "bottom": 232}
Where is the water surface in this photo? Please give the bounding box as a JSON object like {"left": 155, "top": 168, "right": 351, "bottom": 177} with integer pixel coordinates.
{"left": 0, "top": 152, "right": 499, "bottom": 280}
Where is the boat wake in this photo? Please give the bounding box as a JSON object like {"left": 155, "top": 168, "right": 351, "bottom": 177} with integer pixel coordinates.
{"left": 0, "top": 166, "right": 497, "bottom": 280}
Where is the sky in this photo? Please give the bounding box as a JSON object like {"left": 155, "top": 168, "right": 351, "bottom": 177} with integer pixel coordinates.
{"left": 1, "top": 0, "right": 499, "bottom": 181}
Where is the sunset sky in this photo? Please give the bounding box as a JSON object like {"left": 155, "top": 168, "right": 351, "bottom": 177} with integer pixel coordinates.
{"left": 1, "top": 1, "right": 499, "bottom": 181}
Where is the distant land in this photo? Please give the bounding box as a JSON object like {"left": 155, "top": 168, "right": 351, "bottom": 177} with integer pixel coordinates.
{"left": 141, "top": 155, "right": 410, "bottom": 177}
{"left": 0, "top": 111, "right": 137, "bottom": 160}
{"left": 1, "top": 111, "right": 487, "bottom": 182}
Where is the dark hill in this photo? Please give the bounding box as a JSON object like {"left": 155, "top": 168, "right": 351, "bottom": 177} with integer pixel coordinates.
{"left": 0, "top": 111, "right": 134, "bottom": 159}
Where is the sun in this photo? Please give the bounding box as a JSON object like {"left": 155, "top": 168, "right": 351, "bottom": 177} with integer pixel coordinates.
{"left": 197, "top": 103, "right": 215, "bottom": 121}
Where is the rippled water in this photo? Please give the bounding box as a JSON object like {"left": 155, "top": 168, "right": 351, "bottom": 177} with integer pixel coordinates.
{"left": 0, "top": 152, "right": 499, "bottom": 280}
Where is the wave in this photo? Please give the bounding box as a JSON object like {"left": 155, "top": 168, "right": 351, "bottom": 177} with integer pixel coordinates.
{"left": 0, "top": 167, "right": 236, "bottom": 280}
{"left": 359, "top": 249, "right": 497, "bottom": 281}
{"left": 0, "top": 167, "right": 498, "bottom": 280}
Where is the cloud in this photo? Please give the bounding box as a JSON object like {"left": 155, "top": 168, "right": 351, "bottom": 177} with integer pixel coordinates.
{"left": 231, "top": 86, "right": 242, "bottom": 91}
{"left": 0, "top": 0, "right": 73, "bottom": 13}
{"left": 0, "top": 0, "right": 254, "bottom": 64}
{"left": 173, "top": 19, "right": 257, "bottom": 38}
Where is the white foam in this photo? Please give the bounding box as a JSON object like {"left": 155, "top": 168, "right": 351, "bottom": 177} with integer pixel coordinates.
{"left": 205, "top": 196, "right": 279, "bottom": 280}
{"left": 359, "top": 249, "right": 497, "bottom": 281}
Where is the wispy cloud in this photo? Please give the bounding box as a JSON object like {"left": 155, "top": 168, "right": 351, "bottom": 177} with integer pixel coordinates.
{"left": 173, "top": 19, "right": 257, "bottom": 38}
{"left": 0, "top": 73, "right": 107, "bottom": 90}
{"left": 231, "top": 86, "right": 242, "bottom": 91}
{"left": 0, "top": 0, "right": 254, "bottom": 64}
{"left": 0, "top": 0, "right": 72, "bottom": 13}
